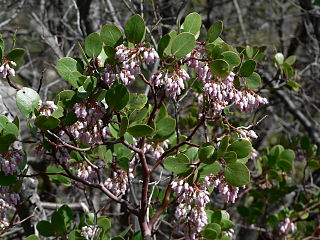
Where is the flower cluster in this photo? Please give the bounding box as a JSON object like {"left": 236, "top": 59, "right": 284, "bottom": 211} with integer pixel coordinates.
{"left": 204, "top": 174, "right": 243, "bottom": 203}
{"left": 144, "top": 139, "right": 169, "bottom": 160}
{"left": 0, "top": 186, "right": 20, "bottom": 229}
{"left": 67, "top": 99, "right": 107, "bottom": 144}
{"left": 186, "top": 45, "right": 268, "bottom": 116}
{"left": 39, "top": 101, "right": 58, "bottom": 116}
{"left": 81, "top": 225, "right": 95, "bottom": 239}
{"left": 77, "top": 164, "right": 98, "bottom": 184}
{"left": 279, "top": 217, "right": 296, "bottom": 235}
{"left": 101, "top": 45, "right": 159, "bottom": 86}
{"left": 171, "top": 180, "right": 209, "bottom": 240}
{"left": 0, "top": 148, "right": 24, "bottom": 175}
{"left": 236, "top": 128, "right": 258, "bottom": 140}
{"left": 224, "top": 228, "right": 235, "bottom": 238}
{"left": 151, "top": 68, "right": 189, "bottom": 99}
{"left": 104, "top": 168, "right": 128, "bottom": 196}
{"left": 100, "top": 64, "right": 118, "bottom": 86}
{"left": 0, "top": 61, "right": 16, "bottom": 78}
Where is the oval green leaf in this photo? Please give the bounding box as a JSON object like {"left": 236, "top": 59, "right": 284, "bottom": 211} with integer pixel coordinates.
{"left": 240, "top": 60, "right": 256, "bottom": 77}
{"left": 210, "top": 59, "right": 230, "bottom": 77}
{"left": 124, "top": 14, "right": 146, "bottom": 44}
{"left": 101, "top": 24, "right": 123, "bottom": 47}
{"left": 105, "top": 84, "right": 130, "bottom": 111}
{"left": 171, "top": 32, "right": 195, "bottom": 58}
{"left": 206, "top": 20, "right": 223, "bottom": 43}
{"left": 127, "top": 124, "right": 154, "bottom": 137}
{"left": 224, "top": 162, "right": 250, "bottom": 187}
{"left": 182, "top": 12, "right": 202, "bottom": 39}
{"left": 85, "top": 32, "right": 103, "bottom": 58}
{"left": 246, "top": 72, "right": 262, "bottom": 89}
{"left": 16, "top": 87, "right": 41, "bottom": 118}
{"left": 227, "top": 139, "right": 252, "bottom": 159}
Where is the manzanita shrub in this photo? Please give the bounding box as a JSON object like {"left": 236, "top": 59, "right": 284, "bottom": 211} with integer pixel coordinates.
{"left": 0, "top": 12, "right": 319, "bottom": 240}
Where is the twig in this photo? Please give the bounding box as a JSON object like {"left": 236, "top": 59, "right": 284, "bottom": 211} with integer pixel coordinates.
{"left": 232, "top": 0, "right": 248, "bottom": 44}
{"left": 5, "top": 76, "right": 20, "bottom": 91}
{"left": 37, "top": 68, "right": 46, "bottom": 93}
{"left": 0, "top": 0, "right": 26, "bottom": 29}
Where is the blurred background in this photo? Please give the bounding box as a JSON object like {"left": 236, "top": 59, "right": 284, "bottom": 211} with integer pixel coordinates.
{"left": 0, "top": 0, "right": 319, "bottom": 239}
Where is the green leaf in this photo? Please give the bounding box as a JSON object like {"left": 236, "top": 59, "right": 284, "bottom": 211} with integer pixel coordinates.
{"left": 181, "top": 12, "right": 202, "bottom": 39}
{"left": 199, "top": 162, "right": 221, "bottom": 178}
{"left": 246, "top": 72, "right": 262, "bottom": 89}
{"left": 68, "top": 71, "right": 84, "bottom": 89}
{"left": 16, "top": 87, "right": 41, "bottom": 118}
{"left": 56, "top": 57, "right": 83, "bottom": 87}
{"left": 198, "top": 144, "right": 215, "bottom": 163}
{"left": 126, "top": 93, "right": 148, "bottom": 112}
{"left": 129, "top": 108, "right": 148, "bottom": 124}
{"left": 6, "top": 48, "right": 25, "bottom": 67}
{"left": 105, "top": 84, "right": 130, "bottom": 111}
{"left": 36, "top": 221, "right": 55, "bottom": 237}
{"left": 240, "top": 60, "right": 256, "bottom": 77}
{"left": 283, "top": 62, "right": 294, "bottom": 78}
{"left": 35, "top": 116, "right": 60, "bottom": 130}
{"left": 171, "top": 32, "right": 195, "bottom": 58}
{"left": 245, "top": 46, "right": 254, "bottom": 58}
{"left": 227, "top": 139, "right": 252, "bottom": 158}
{"left": 0, "top": 115, "right": 8, "bottom": 132}
{"left": 98, "top": 146, "right": 113, "bottom": 163}
{"left": 57, "top": 205, "right": 74, "bottom": 229}
{"left": 202, "top": 228, "right": 217, "bottom": 239}
{"left": 222, "top": 51, "right": 241, "bottom": 68}
{"left": 51, "top": 211, "right": 67, "bottom": 235}
{"left": 112, "top": 237, "right": 125, "bottom": 240}
{"left": 98, "top": 216, "right": 111, "bottom": 232}
{"left": 268, "top": 145, "right": 284, "bottom": 165}
{"left": 206, "top": 20, "right": 223, "bottom": 43}
{"left": 277, "top": 159, "right": 292, "bottom": 173}
{"left": 118, "top": 116, "right": 129, "bottom": 137}
{"left": 217, "top": 135, "right": 229, "bottom": 157}
{"left": 157, "top": 34, "right": 171, "bottom": 58}
{"left": 2, "top": 122, "right": 19, "bottom": 138}
{"left": 164, "top": 154, "right": 190, "bottom": 174}
{"left": 287, "top": 80, "right": 300, "bottom": 92}
{"left": 124, "top": 14, "right": 146, "bottom": 44}
{"left": 220, "top": 219, "right": 234, "bottom": 230}
{"left": 268, "top": 169, "right": 282, "bottom": 181}
{"left": 280, "top": 149, "right": 295, "bottom": 161}
{"left": 205, "top": 223, "right": 221, "bottom": 235}
{"left": 164, "top": 30, "right": 177, "bottom": 56}
{"left": 224, "top": 162, "right": 250, "bottom": 187}
{"left": 47, "top": 165, "right": 71, "bottom": 186}
{"left": 211, "top": 210, "right": 222, "bottom": 223}
{"left": 309, "top": 160, "right": 320, "bottom": 170}
{"left": 51, "top": 105, "right": 64, "bottom": 118}
{"left": 155, "top": 104, "right": 168, "bottom": 122}
{"left": 127, "top": 124, "right": 154, "bottom": 137}
{"left": 210, "top": 59, "right": 230, "bottom": 77}
{"left": 25, "top": 235, "right": 40, "bottom": 240}
{"left": 155, "top": 117, "right": 176, "bottom": 137}
{"left": 285, "top": 55, "right": 296, "bottom": 65}
{"left": 68, "top": 230, "right": 82, "bottom": 240}
{"left": 85, "top": 32, "right": 103, "bottom": 58}
{"left": 224, "top": 151, "right": 237, "bottom": 163}
{"left": 0, "top": 172, "right": 17, "bottom": 186}
{"left": 101, "top": 24, "right": 123, "bottom": 47}
{"left": 185, "top": 147, "right": 198, "bottom": 162}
